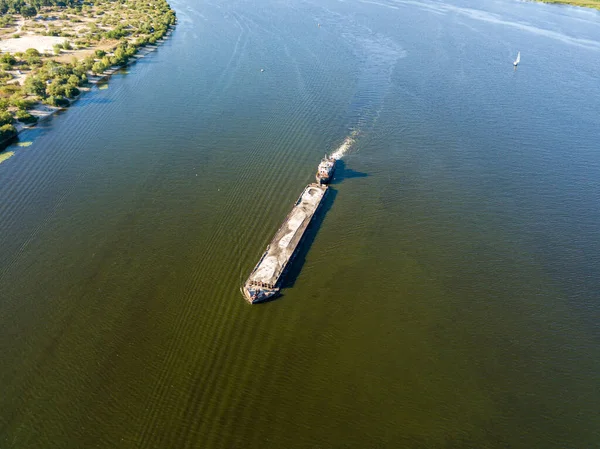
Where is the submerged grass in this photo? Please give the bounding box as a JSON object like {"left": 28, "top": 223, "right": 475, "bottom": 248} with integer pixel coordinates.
{"left": 0, "top": 151, "right": 15, "bottom": 164}
{"left": 535, "top": 0, "right": 600, "bottom": 9}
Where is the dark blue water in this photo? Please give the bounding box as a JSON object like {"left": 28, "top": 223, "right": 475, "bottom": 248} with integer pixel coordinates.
{"left": 1, "top": 0, "right": 599, "bottom": 447}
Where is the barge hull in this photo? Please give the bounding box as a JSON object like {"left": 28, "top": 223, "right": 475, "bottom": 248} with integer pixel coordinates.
{"left": 243, "top": 183, "right": 328, "bottom": 303}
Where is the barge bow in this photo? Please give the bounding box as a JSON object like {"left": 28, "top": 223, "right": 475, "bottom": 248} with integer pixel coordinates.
{"left": 242, "top": 183, "right": 328, "bottom": 304}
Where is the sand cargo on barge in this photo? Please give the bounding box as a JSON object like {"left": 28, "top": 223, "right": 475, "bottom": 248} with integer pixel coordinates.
{"left": 242, "top": 183, "right": 328, "bottom": 304}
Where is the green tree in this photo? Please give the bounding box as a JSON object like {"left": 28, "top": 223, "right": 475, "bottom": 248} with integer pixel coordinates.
{"left": 111, "top": 46, "right": 126, "bottom": 65}
{"left": 0, "top": 124, "right": 17, "bottom": 141}
{"left": 21, "top": 6, "right": 37, "bottom": 18}
{"left": 0, "top": 111, "right": 14, "bottom": 126}
{"left": 92, "top": 61, "right": 106, "bottom": 74}
{"left": 10, "top": 96, "right": 35, "bottom": 109}
{"left": 46, "top": 80, "right": 66, "bottom": 97}
{"left": 45, "top": 95, "right": 69, "bottom": 108}
{"left": 24, "top": 75, "right": 46, "bottom": 97}
{"left": 63, "top": 85, "right": 79, "bottom": 98}
{"left": 16, "top": 109, "right": 38, "bottom": 124}
{"left": 67, "top": 74, "right": 79, "bottom": 86}
{"left": 24, "top": 48, "right": 40, "bottom": 57}
{"left": 25, "top": 53, "right": 42, "bottom": 66}
{"left": 81, "top": 55, "right": 95, "bottom": 71}
{"left": 0, "top": 53, "right": 16, "bottom": 66}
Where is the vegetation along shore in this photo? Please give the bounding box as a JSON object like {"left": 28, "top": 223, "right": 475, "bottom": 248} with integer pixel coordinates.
{"left": 0, "top": 0, "right": 176, "bottom": 149}
{"left": 533, "top": 0, "right": 600, "bottom": 9}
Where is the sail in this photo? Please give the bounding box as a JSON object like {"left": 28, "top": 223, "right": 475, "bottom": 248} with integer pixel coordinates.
{"left": 515, "top": 51, "right": 520, "bottom": 65}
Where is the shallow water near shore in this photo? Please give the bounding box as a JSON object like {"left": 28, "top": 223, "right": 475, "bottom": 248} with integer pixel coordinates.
{"left": 1, "top": 0, "right": 600, "bottom": 447}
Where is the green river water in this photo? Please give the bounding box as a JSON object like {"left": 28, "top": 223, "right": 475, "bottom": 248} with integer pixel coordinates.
{"left": 1, "top": 0, "right": 599, "bottom": 447}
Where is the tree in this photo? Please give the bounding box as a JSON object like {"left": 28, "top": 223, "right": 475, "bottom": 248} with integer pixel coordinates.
{"left": 0, "top": 124, "right": 17, "bottom": 141}
{"left": 67, "top": 74, "right": 79, "bottom": 86}
{"left": 0, "top": 111, "right": 14, "bottom": 126}
{"left": 92, "top": 61, "right": 106, "bottom": 74}
{"left": 16, "top": 109, "right": 37, "bottom": 124}
{"left": 24, "top": 75, "right": 46, "bottom": 97}
{"left": 21, "top": 6, "right": 37, "bottom": 18}
{"left": 25, "top": 51, "right": 42, "bottom": 65}
{"left": 24, "top": 48, "right": 40, "bottom": 57}
{"left": 111, "top": 46, "right": 126, "bottom": 65}
{"left": 0, "top": 53, "right": 16, "bottom": 66}
{"left": 46, "top": 80, "right": 66, "bottom": 97}
{"left": 29, "top": 57, "right": 42, "bottom": 67}
{"left": 10, "top": 97, "right": 34, "bottom": 110}
{"left": 0, "top": 70, "right": 11, "bottom": 82}
{"left": 80, "top": 55, "right": 94, "bottom": 71}
{"left": 45, "top": 95, "right": 69, "bottom": 108}
{"left": 63, "top": 85, "right": 79, "bottom": 98}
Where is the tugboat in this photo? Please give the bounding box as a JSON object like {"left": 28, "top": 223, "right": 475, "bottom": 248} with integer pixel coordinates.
{"left": 316, "top": 154, "right": 336, "bottom": 184}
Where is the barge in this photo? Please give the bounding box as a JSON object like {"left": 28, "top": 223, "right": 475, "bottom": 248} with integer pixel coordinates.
{"left": 242, "top": 183, "right": 328, "bottom": 304}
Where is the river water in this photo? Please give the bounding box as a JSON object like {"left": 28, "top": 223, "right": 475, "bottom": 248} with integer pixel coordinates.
{"left": 1, "top": 0, "right": 599, "bottom": 447}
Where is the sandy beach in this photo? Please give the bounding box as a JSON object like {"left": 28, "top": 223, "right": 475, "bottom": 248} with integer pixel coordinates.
{"left": 0, "top": 35, "right": 66, "bottom": 54}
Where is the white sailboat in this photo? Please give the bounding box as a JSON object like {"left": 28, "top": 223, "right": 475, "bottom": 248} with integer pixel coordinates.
{"left": 513, "top": 51, "right": 521, "bottom": 67}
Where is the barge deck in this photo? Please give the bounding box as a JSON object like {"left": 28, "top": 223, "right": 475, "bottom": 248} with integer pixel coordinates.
{"left": 242, "top": 183, "right": 328, "bottom": 303}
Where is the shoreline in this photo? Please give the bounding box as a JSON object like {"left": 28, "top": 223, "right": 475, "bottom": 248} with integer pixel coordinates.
{"left": 0, "top": 27, "right": 174, "bottom": 152}
{"left": 531, "top": 0, "right": 600, "bottom": 10}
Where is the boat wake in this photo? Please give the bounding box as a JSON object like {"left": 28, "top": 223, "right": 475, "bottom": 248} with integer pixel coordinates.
{"left": 330, "top": 130, "right": 359, "bottom": 160}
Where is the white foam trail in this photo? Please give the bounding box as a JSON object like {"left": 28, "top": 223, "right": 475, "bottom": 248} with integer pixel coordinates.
{"left": 330, "top": 130, "right": 359, "bottom": 160}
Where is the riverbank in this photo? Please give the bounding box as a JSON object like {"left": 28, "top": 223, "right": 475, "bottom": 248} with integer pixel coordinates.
{"left": 0, "top": 0, "right": 176, "bottom": 152}
{"left": 534, "top": 0, "right": 600, "bottom": 10}
{"left": 0, "top": 27, "right": 174, "bottom": 153}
